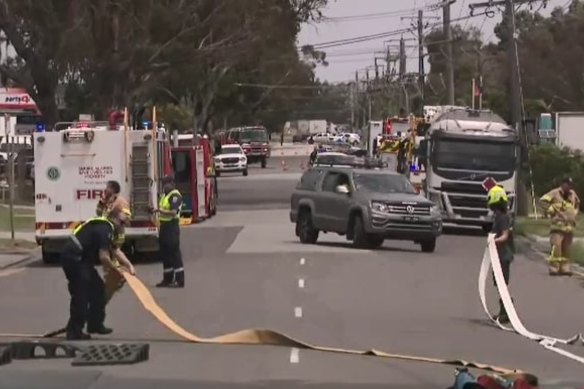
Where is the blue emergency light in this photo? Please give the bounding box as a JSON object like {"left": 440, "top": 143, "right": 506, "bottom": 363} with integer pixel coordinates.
{"left": 143, "top": 120, "right": 152, "bottom": 129}
{"left": 36, "top": 123, "right": 46, "bottom": 132}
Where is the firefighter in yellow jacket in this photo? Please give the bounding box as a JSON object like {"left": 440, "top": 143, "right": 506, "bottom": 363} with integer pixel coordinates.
{"left": 539, "top": 177, "right": 580, "bottom": 276}
{"left": 95, "top": 180, "right": 134, "bottom": 302}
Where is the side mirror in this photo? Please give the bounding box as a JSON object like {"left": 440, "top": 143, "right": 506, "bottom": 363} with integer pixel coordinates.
{"left": 335, "top": 185, "right": 350, "bottom": 194}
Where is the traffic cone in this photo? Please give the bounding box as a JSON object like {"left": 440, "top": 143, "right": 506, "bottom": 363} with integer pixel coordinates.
{"left": 281, "top": 160, "right": 288, "bottom": 171}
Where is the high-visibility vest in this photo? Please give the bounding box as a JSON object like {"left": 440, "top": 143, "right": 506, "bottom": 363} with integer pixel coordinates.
{"left": 71, "top": 217, "right": 117, "bottom": 250}
{"left": 159, "top": 189, "right": 183, "bottom": 222}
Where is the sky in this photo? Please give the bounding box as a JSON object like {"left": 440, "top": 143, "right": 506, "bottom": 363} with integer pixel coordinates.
{"left": 298, "top": 0, "right": 571, "bottom": 83}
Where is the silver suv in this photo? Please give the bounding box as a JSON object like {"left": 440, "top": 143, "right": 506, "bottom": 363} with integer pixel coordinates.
{"left": 290, "top": 167, "right": 443, "bottom": 252}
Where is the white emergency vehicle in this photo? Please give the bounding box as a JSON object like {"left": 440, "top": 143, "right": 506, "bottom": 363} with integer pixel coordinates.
{"left": 34, "top": 122, "right": 171, "bottom": 263}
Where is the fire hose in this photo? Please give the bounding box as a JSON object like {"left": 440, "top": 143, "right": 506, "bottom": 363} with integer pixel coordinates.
{"left": 2, "top": 241, "right": 572, "bottom": 380}
{"left": 479, "top": 234, "right": 584, "bottom": 364}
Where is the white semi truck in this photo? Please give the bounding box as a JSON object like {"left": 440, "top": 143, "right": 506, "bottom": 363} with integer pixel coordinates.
{"left": 421, "top": 108, "right": 519, "bottom": 231}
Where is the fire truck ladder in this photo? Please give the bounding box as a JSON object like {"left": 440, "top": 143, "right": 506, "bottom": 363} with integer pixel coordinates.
{"left": 130, "top": 143, "right": 152, "bottom": 221}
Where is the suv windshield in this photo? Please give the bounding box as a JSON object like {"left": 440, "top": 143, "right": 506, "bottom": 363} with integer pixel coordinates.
{"left": 220, "top": 147, "right": 242, "bottom": 155}
{"left": 354, "top": 173, "right": 417, "bottom": 194}
{"left": 240, "top": 129, "right": 268, "bottom": 143}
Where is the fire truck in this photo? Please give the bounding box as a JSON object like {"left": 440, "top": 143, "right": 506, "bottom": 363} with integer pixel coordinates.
{"left": 222, "top": 126, "right": 271, "bottom": 168}
{"left": 34, "top": 111, "right": 217, "bottom": 263}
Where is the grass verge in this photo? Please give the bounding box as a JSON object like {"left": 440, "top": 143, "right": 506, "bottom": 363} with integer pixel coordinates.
{"left": 0, "top": 205, "right": 34, "bottom": 231}
{"left": 570, "top": 242, "right": 584, "bottom": 266}
{"left": 514, "top": 216, "right": 584, "bottom": 238}
{"left": 0, "top": 238, "right": 37, "bottom": 252}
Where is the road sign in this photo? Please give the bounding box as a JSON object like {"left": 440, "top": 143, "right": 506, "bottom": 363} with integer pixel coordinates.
{"left": 482, "top": 177, "right": 497, "bottom": 192}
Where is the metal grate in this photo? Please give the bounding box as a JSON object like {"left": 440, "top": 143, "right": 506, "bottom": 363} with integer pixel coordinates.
{"left": 72, "top": 343, "right": 149, "bottom": 366}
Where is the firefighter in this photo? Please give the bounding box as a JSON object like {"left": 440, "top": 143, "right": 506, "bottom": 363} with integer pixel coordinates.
{"left": 60, "top": 207, "right": 134, "bottom": 340}
{"left": 539, "top": 177, "right": 580, "bottom": 276}
{"left": 96, "top": 180, "right": 122, "bottom": 217}
{"left": 487, "top": 185, "right": 514, "bottom": 324}
{"left": 95, "top": 180, "right": 133, "bottom": 302}
{"left": 151, "top": 175, "right": 185, "bottom": 288}
{"left": 308, "top": 145, "right": 318, "bottom": 167}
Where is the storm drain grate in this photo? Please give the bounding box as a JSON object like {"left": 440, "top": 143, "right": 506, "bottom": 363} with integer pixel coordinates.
{"left": 0, "top": 346, "right": 11, "bottom": 366}
{"left": 72, "top": 343, "right": 149, "bottom": 366}
{"left": 4, "top": 341, "right": 78, "bottom": 360}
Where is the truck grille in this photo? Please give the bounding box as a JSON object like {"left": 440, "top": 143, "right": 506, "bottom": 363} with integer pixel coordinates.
{"left": 448, "top": 195, "right": 485, "bottom": 209}
{"left": 221, "top": 157, "right": 240, "bottom": 164}
{"left": 441, "top": 181, "right": 486, "bottom": 194}
{"left": 386, "top": 203, "right": 430, "bottom": 216}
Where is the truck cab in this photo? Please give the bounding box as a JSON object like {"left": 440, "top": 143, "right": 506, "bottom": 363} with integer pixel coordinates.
{"left": 421, "top": 108, "right": 519, "bottom": 231}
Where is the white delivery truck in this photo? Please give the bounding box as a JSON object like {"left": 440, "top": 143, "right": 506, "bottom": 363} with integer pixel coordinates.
{"left": 422, "top": 108, "right": 519, "bottom": 231}
{"left": 34, "top": 122, "right": 171, "bottom": 263}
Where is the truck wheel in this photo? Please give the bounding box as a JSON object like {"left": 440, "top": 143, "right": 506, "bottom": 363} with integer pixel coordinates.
{"left": 242, "top": 169, "right": 248, "bottom": 176}
{"left": 420, "top": 238, "right": 436, "bottom": 253}
{"left": 41, "top": 245, "right": 60, "bottom": 265}
{"left": 261, "top": 157, "right": 267, "bottom": 168}
{"left": 352, "top": 215, "right": 370, "bottom": 249}
{"left": 297, "top": 209, "right": 319, "bottom": 244}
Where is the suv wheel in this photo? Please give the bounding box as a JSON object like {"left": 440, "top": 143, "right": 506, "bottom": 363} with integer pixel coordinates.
{"left": 352, "top": 215, "right": 370, "bottom": 248}
{"left": 261, "top": 157, "right": 267, "bottom": 168}
{"left": 420, "top": 238, "right": 436, "bottom": 253}
{"left": 297, "top": 210, "right": 319, "bottom": 244}
{"left": 368, "top": 236, "right": 384, "bottom": 249}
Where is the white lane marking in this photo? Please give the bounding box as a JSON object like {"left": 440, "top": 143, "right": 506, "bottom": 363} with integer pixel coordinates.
{"left": 294, "top": 306, "right": 303, "bottom": 318}
{"left": 289, "top": 348, "right": 300, "bottom": 364}
{"left": 0, "top": 268, "right": 25, "bottom": 278}
{"left": 298, "top": 278, "right": 305, "bottom": 289}
{"left": 300, "top": 257, "right": 305, "bottom": 265}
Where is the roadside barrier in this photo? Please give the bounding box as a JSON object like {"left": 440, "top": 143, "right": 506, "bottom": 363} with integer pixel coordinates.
{"left": 479, "top": 234, "right": 584, "bottom": 364}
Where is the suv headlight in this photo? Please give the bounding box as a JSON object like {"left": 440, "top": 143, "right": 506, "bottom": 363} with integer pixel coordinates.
{"left": 430, "top": 205, "right": 441, "bottom": 217}
{"left": 370, "top": 201, "right": 389, "bottom": 213}
{"left": 214, "top": 157, "right": 221, "bottom": 163}
{"left": 240, "top": 156, "right": 246, "bottom": 162}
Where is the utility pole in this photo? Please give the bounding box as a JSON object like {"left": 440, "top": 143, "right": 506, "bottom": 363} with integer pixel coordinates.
{"left": 443, "top": 0, "right": 455, "bottom": 105}
{"left": 417, "top": 9, "right": 425, "bottom": 114}
{"left": 469, "top": 0, "right": 543, "bottom": 129}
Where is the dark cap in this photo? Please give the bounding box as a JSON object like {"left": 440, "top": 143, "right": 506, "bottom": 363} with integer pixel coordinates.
{"left": 562, "top": 176, "right": 574, "bottom": 185}
{"left": 161, "top": 175, "right": 175, "bottom": 184}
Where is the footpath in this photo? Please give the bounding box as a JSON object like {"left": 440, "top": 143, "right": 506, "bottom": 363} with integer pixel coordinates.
{"left": 0, "top": 204, "right": 38, "bottom": 270}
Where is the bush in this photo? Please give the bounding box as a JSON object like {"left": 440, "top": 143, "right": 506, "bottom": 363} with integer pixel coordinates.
{"left": 522, "top": 143, "right": 584, "bottom": 211}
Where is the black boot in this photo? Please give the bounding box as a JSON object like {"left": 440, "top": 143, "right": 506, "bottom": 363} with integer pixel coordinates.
{"left": 87, "top": 325, "right": 113, "bottom": 335}
{"left": 494, "top": 299, "right": 510, "bottom": 324}
{"left": 173, "top": 269, "right": 185, "bottom": 288}
{"left": 156, "top": 269, "right": 174, "bottom": 287}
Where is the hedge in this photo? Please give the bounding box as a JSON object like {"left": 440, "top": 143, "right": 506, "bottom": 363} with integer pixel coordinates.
{"left": 522, "top": 143, "right": 584, "bottom": 211}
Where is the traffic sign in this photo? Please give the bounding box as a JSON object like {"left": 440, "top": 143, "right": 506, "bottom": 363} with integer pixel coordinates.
{"left": 482, "top": 177, "right": 497, "bottom": 192}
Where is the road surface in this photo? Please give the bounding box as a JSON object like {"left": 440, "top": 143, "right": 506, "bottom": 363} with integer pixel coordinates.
{"left": 1, "top": 155, "right": 584, "bottom": 388}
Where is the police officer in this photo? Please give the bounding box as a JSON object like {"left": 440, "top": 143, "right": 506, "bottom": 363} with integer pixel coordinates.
{"left": 151, "top": 175, "right": 184, "bottom": 288}
{"left": 60, "top": 207, "right": 134, "bottom": 340}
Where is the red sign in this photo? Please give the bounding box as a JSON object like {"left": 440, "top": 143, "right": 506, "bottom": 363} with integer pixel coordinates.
{"left": 76, "top": 189, "right": 104, "bottom": 200}
{"left": 482, "top": 177, "right": 497, "bottom": 192}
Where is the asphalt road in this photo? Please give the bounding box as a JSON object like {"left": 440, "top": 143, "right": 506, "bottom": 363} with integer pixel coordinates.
{"left": 1, "top": 155, "right": 584, "bottom": 388}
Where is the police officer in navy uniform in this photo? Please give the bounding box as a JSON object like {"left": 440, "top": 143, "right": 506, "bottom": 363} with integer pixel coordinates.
{"left": 151, "top": 175, "right": 185, "bottom": 288}
{"left": 60, "top": 207, "right": 133, "bottom": 340}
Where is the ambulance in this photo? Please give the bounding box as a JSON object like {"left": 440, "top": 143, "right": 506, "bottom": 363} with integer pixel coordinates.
{"left": 33, "top": 121, "right": 174, "bottom": 263}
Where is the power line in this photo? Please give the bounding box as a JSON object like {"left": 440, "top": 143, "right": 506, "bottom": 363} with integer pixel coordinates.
{"left": 310, "top": 11, "right": 491, "bottom": 50}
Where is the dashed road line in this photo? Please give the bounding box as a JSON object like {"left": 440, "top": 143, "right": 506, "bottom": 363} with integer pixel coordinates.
{"left": 299, "top": 257, "right": 305, "bottom": 265}
{"left": 294, "top": 306, "right": 303, "bottom": 318}
{"left": 298, "top": 278, "right": 305, "bottom": 289}
{"left": 289, "top": 348, "right": 300, "bottom": 364}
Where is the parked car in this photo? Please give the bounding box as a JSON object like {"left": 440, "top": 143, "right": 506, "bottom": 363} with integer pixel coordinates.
{"left": 290, "top": 166, "right": 442, "bottom": 251}
{"left": 214, "top": 144, "right": 248, "bottom": 176}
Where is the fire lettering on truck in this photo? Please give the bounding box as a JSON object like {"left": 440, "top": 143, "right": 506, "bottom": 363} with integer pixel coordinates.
{"left": 78, "top": 166, "right": 113, "bottom": 181}
{"left": 76, "top": 189, "right": 104, "bottom": 200}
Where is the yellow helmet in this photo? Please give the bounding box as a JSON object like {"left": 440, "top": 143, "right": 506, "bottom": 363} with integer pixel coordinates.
{"left": 487, "top": 185, "right": 508, "bottom": 206}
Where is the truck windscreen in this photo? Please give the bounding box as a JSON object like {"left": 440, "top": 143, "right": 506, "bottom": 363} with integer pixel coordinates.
{"left": 432, "top": 139, "right": 515, "bottom": 172}
{"left": 240, "top": 130, "right": 268, "bottom": 143}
